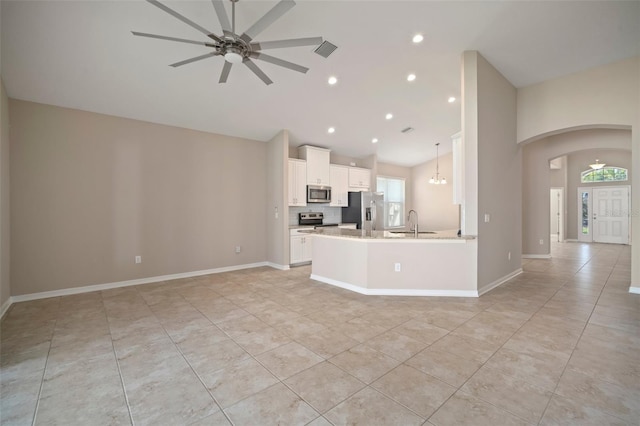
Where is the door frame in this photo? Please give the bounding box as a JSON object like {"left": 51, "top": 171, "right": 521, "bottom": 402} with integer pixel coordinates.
{"left": 550, "top": 187, "right": 564, "bottom": 242}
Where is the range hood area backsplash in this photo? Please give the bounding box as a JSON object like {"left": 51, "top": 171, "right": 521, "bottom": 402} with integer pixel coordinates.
{"left": 289, "top": 206, "right": 342, "bottom": 226}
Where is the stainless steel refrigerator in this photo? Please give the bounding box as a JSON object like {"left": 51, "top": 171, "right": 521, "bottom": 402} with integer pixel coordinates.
{"left": 342, "top": 191, "right": 385, "bottom": 230}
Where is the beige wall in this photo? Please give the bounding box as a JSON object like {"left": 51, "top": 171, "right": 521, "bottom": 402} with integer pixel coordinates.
{"left": 464, "top": 51, "right": 521, "bottom": 292}
{"left": 409, "top": 154, "right": 459, "bottom": 231}
{"left": 267, "top": 130, "right": 289, "bottom": 268}
{"left": 312, "top": 236, "right": 478, "bottom": 294}
{"left": 0, "top": 80, "right": 10, "bottom": 309}
{"left": 517, "top": 57, "right": 639, "bottom": 144}
{"left": 10, "top": 100, "right": 268, "bottom": 296}
{"left": 522, "top": 129, "right": 631, "bottom": 254}
{"left": 549, "top": 157, "right": 566, "bottom": 188}
{"left": 517, "top": 56, "right": 639, "bottom": 287}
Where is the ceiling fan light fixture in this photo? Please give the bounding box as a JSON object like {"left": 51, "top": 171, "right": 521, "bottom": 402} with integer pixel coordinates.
{"left": 224, "top": 50, "right": 243, "bottom": 64}
{"left": 590, "top": 159, "right": 605, "bottom": 170}
{"left": 135, "top": 0, "right": 324, "bottom": 85}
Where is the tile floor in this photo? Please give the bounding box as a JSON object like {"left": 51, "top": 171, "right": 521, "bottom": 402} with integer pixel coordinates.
{"left": 1, "top": 242, "right": 639, "bottom": 425}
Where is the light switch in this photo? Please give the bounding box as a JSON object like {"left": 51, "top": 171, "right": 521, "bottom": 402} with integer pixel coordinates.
{"left": 484, "top": 214, "right": 490, "bottom": 223}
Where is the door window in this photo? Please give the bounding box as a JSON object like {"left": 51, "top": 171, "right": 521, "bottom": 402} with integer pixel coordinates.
{"left": 581, "top": 191, "right": 589, "bottom": 235}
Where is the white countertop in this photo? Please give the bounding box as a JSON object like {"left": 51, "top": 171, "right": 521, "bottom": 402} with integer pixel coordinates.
{"left": 289, "top": 223, "right": 357, "bottom": 229}
{"left": 301, "top": 227, "right": 475, "bottom": 240}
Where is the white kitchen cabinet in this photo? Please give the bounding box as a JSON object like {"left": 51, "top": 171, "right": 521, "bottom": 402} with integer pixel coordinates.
{"left": 290, "top": 228, "right": 313, "bottom": 264}
{"left": 288, "top": 159, "right": 307, "bottom": 206}
{"left": 298, "top": 145, "right": 330, "bottom": 185}
{"left": 329, "top": 165, "right": 349, "bottom": 207}
{"left": 348, "top": 167, "right": 371, "bottom": 190}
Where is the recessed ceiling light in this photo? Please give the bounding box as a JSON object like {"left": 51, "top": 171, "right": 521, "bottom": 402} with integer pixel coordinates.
{"left": 407, "top": 73, "right": 416, "bottom": 82}
{"left": 385, "top": 113, "right": 393, "bottom": 120}
{"left": 412, "top": 34, "right": 424, "bottom": 44}
{"left": 448, "top": 96, "right": 456, "bottom": 103}
{"left": 372, "top": 138, "right": 378, "bottom": 144}
{"left": 327, "top": 127, "right": 335, "bottom": 134}
{"left": 328, "top": 76, "right": 338, "bottom": 85}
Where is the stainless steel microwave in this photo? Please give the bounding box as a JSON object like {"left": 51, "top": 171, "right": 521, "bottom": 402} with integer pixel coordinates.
{"left": 307, "top": 185, "right": 331, "bottom": 203}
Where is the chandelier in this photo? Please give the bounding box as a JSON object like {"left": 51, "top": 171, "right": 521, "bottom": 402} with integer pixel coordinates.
{"left": 429, "top": 143, "right": 447, "bottom": 184}
{"left": 589, "top": 159, "right": 605, "bottom": 170}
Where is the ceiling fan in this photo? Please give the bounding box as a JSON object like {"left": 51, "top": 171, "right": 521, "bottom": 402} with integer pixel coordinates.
{"left": 132, "top": 0, "right": 324, "bottom": 85}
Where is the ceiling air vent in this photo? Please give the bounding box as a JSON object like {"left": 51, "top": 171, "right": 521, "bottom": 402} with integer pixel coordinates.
{"left": 401, "top": 127, "right": 414, "bottom": 133}
{"left": 314, "top": 41, "right": 338, "bottom": 58}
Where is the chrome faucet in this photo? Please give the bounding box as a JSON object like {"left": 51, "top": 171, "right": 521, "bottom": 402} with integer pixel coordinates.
{"left": 407, "top": 209, "right": 419, "bottom": 238}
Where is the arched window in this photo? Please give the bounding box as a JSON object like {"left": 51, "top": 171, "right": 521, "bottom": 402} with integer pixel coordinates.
{"left": 581, "top": 167, "right": 628, "bottom": 183}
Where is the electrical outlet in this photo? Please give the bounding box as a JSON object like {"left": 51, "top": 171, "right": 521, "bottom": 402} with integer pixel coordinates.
{"left": 135, "top": 256, "right": 142, "bottom": 264}
{"left": 235, "top": 246, "right": 241, "bottom": 254}
{"left": 539, "top": 239, "right": 544, "bottom": 245}
{"left": 394, "top": 263, "right": 401, "bottom": 272}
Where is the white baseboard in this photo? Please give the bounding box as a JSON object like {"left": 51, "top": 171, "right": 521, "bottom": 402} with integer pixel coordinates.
{"left": 266, "top": 262, "right": 290, "bottom": 271}
{"left": 565, "top": 239, "right": 579, "bottom": 242}
{"left": 310, "top": 274, "right": 479, "bottom": 297}
{"left": 629, "top": 286, "right": 640, "bottom": 295}
{"left": 522, "top": 254, "right": 552, "bottom": 259}
{"left": 1, "top": 297, "right": 12, "bottom": 319}
{"left": 478, "top": 268, "right": 523, "bottom": 296}
{"left": 10, "top": 261, "right": 273, "bottom": 304}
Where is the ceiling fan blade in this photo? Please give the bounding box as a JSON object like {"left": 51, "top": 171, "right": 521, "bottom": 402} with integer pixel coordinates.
{"left": 240, "top": 0, "right": 296, "bottom": 43}
{"left": 132, "top": 31, "right": 217, "bottom": 47}
{"left": 146, "top": 0, "right": 222, "bottom": 43}
{"left": 250, "top": 52, "right": 308, "bottom": 74}
{"left": 243, "top": 58, "right": 273, "bottom": 85}
{"left": 219, "top": 61, "right": 232, "bottom": 83}
{"left": 170, "top": 51, "right": 220, "bottom": 67}
{"left": 250, "top": 37, "right": 323, "bottom": 50}
{"left": 210, "top": 0, "right": 232, "bottom": 34}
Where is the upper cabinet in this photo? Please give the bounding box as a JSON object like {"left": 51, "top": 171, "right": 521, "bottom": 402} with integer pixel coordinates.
{"left": 348, "top": 167, "right": 371, "bottom": 191}
{"left": 288, "top": 159, "right": 307, "bottom": 206}
{"left": 298, "top": 145, "right": 330, "bottom": 185}
{"left": 329, "top": 165, "right": 349, "bottom": 207}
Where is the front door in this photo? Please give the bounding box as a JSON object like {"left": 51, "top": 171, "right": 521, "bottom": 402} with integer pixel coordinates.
{"left": 578, "top": 186, "right": 630, "bottom": 244}
{"left": 593, "top": 186, "right": 630, "bottom": 244}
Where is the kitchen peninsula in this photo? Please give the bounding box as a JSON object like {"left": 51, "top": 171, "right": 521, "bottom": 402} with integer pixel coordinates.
{"left": 307, "top": 228, "right": 479, "bottom": 297}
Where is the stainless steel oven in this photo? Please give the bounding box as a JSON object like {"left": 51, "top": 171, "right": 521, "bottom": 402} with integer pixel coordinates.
{"left": 307, "top": 185, "right": 331, "bottom": 203}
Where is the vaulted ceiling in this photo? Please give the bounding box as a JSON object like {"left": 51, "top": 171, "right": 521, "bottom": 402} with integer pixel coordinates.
{"left": 2, "top": 1, "right": 639, "bottom": 166}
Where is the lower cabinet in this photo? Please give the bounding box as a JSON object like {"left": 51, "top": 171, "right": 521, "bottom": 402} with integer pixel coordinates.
{"left": 290, "top": 228, "right": 314, "bottom": 264}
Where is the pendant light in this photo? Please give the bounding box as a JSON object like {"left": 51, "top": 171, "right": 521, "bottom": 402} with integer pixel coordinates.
{"left": 589, "top": 159, "right": 605, "bottom": 170}
{"left": 429, "top": 143, "right": 447, "bottom": 185}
